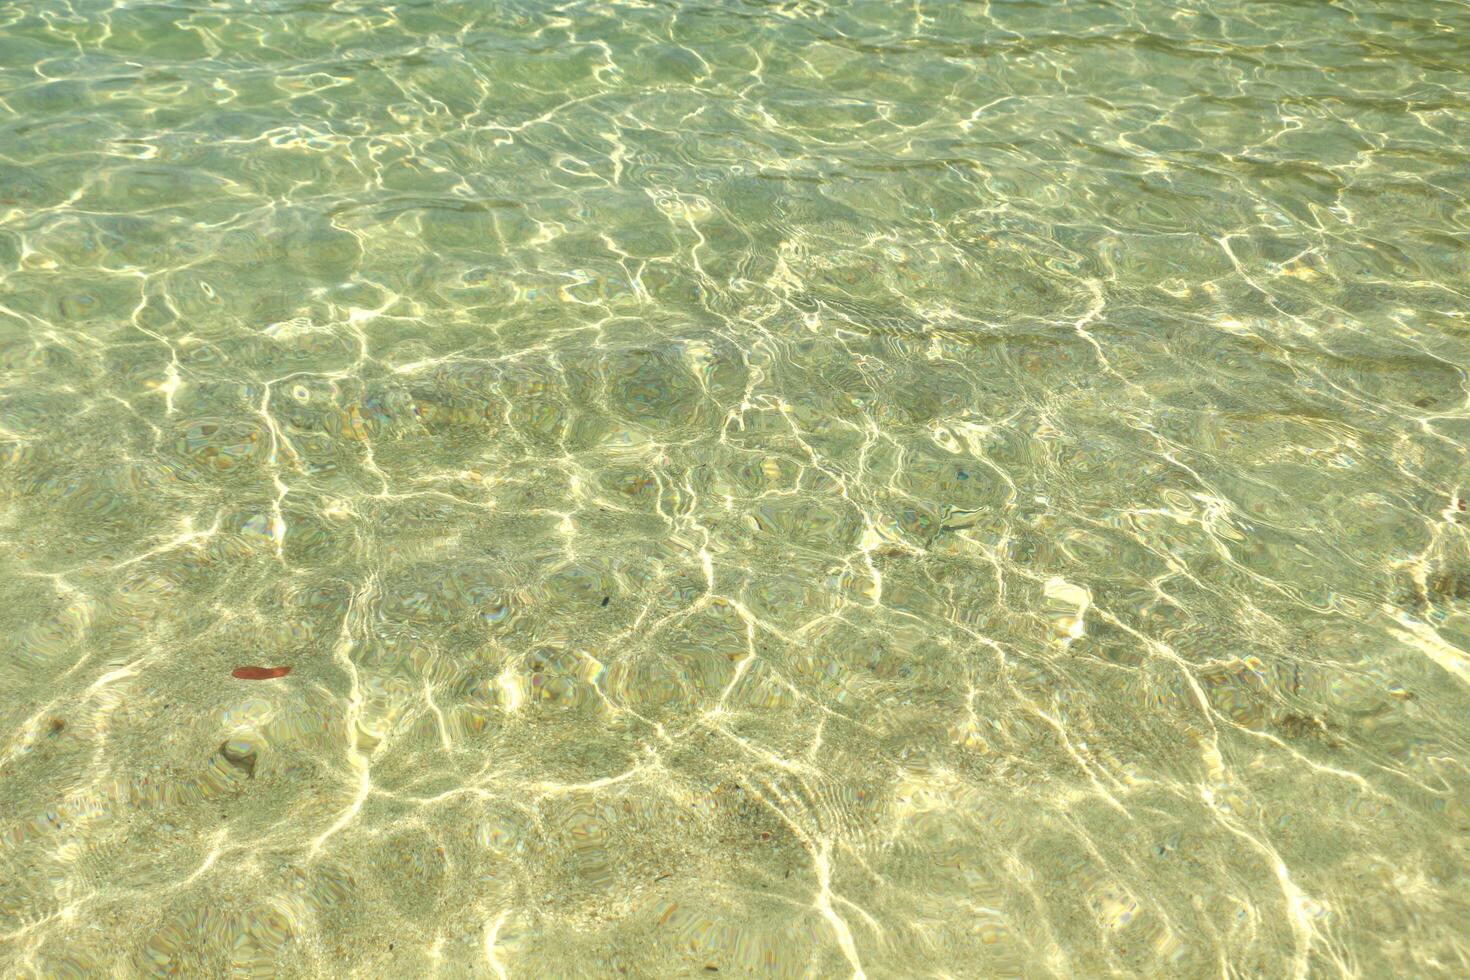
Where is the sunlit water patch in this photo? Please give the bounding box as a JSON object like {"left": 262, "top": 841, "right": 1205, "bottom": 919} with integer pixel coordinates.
{"left": 2, "top": 0, "right": 1469, "bottom": 975}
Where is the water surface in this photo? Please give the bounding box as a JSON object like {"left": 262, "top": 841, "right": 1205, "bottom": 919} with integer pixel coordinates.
{"left": 2, "top": 0, "right": 1469, "bottom": 975}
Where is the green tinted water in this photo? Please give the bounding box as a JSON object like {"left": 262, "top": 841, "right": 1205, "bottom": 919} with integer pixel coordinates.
{"left": 2, "top": 0, "right": 1469, "bottom": 975}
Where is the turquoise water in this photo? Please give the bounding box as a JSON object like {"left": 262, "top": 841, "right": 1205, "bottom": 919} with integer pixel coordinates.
{"left": 2, "top": 0, "right": 1469, "bottom": 975}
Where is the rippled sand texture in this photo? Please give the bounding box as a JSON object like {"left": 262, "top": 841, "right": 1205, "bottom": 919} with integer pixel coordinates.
{"left": 2, "top": 0, "right": 1470, "bottom": 976}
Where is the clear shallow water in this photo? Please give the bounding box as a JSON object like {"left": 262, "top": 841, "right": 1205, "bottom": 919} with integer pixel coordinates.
{"left": 1, "top": 0, "right": 1469, "bottom": 974}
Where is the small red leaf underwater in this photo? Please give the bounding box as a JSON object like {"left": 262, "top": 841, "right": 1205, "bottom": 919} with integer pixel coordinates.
{"left": 232, "top": 666, "right": 292, "bottom": 680}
